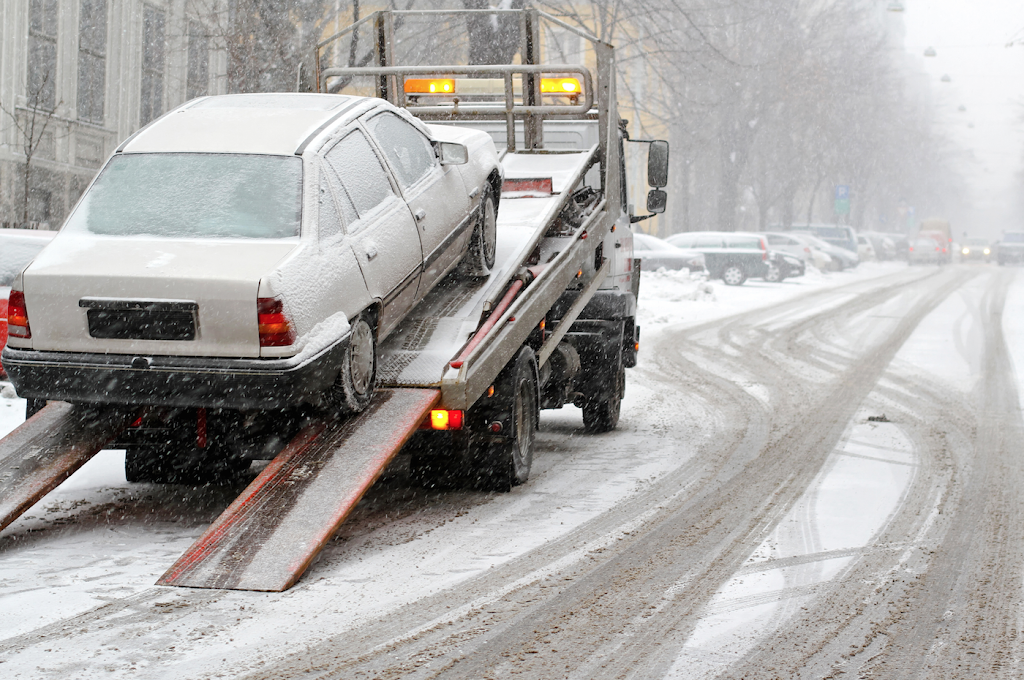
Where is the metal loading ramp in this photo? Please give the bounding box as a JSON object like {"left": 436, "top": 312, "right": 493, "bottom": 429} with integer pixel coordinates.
{"left": 158, "top": 388, "right": 439, "bottom": 592}
{"left": 0, "top": 402, "right": 132, "bottom": 532}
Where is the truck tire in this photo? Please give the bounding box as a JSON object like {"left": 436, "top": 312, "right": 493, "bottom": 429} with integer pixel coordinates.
{"left": 583, "top": 358, "right": 624, "bottom": 433}
{"left": 125, "top": 444, "right": 249, "bottom": 484}
{"left": 474, "top": 347, "right": 538, "bottom": 492}
{"left": 332, "top": 311, "right": 377, "bottom": 413}
{"left": 459, "top": 190, "right": 497, "bottom": 278}
{"left": 722, "top": 265, "right": 747, "bottom": 286}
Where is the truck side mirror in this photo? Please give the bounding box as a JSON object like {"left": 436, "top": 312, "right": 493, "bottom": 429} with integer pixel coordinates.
{"left": 436, "top": 141, "right": 468, "bottom": 165}
{"left": 646, "top": 189, "right": 667, "bottom": 214}
{"left": 647, "top": 140, "right": 669, "bottom": 188}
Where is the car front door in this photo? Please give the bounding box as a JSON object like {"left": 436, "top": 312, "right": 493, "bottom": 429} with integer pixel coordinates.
{"left": 365, "top": 112, "right": 472, "bottom": 291}
{"left": 323, "top": 130, "right": 422, "bottom": 338}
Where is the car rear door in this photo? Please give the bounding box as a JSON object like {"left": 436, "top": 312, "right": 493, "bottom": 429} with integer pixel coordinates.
{"left": 323, "top": 129, "right": 422, "bottom": 338}
{"left": 364, "top": 112, "right": 472, "bottom": 291}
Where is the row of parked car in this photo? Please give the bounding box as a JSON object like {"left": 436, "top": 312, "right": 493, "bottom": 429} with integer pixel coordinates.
{"left": 632, "top": 225, "right": 868, "bottom": 286}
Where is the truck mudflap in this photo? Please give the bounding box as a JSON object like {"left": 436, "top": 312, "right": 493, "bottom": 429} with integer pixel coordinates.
{"left": 0, "top": 402, "right": 135, "bottom": 533}
{"left": 158, "top": 388, "right": 439, "bottom": 592}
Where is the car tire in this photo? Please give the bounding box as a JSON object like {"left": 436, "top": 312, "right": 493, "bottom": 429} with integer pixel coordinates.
{"left": 332, "top": 311, "right": 377, "bottom": 414}
{"left": 473, "top": 347, "right": 538, "bottom": 492}
{"left": 722, "top": 265, "right": 747, "bottom": 286}
{"left": 25, "top": 398, "right": 48, "bottom": 420}
{"left": 458, "top": 190, "right": 497, "bottom": 278}
{"left": 764, "top": 263, "right": 783, "bottom": 283}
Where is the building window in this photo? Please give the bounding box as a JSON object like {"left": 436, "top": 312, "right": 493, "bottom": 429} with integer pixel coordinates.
{"left": 78, "top": 0, "right": 107, "bottom": 123}
{"left": 186, "top": 21, "right": 209, "bottom": 100}
{"left": 28, "top": 0, "right": 58, "bottom": 110}
{"left": 140, "top": 6, "right": 166, "bottom": 125}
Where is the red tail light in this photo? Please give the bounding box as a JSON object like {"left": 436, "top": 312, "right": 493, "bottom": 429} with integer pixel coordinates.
{"left": 760, "top": 239, "right": 767, "bottom": 260}
{"left": 428, "top": 409, "right": 464, "bottom": 430}
{"left": 257, "top": 297, "right": 295, "bottom": 347}
{"left": 7, "top": 290, "right": 31, "bottom": 339}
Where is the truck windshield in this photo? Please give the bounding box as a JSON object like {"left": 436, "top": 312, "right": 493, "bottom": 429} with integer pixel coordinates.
{"left": 65, "top": 153, "right": 302, "bottom": 239}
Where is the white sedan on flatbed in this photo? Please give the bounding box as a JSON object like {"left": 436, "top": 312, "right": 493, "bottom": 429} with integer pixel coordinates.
{"left": 3, "top": 93, "right": 503, "bottom": 414}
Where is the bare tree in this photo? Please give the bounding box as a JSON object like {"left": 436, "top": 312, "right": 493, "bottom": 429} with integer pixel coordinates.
{"left": 0, "top": 68, "right": 62, "bottom": 226}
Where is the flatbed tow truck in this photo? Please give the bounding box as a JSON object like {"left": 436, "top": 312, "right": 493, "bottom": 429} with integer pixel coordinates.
{"left": 0, "top": 8, "right": 668, "bottom": 592}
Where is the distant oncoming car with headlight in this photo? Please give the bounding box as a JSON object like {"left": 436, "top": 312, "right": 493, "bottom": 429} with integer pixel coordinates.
{"left": 960, "top": 237, "right": 991, "bottom": 263}
{"left": 632, "top": 232, "right": 706, "bottom": 273}
{"left": 2, "top": 93, "right": 503, "bottom": 415}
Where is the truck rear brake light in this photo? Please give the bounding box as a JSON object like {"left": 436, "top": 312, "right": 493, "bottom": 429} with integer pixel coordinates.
{"left": 430, "top": 409, "right": 464, "bottom": 430}
{"left": 7, "top": 290, "right": 31, "bottom": 339}
{"left": 257, "top": 297, "right": 295, "bottom": 347}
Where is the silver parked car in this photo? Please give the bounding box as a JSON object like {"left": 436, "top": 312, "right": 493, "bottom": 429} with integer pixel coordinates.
{"left": 3, "top": 93, "right": 503, "bottom": 414}
{"left": 632, "top": 232, "right": 706, "bottom": 272}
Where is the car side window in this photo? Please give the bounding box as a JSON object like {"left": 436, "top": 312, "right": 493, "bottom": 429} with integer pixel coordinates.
{"left": 672, "top": 235, "right": 694, "bottom": 248}
{"left": 366, "top": 113, "right": 437, "bottom": 191}
{"left": 318, "top": 177, "right": 345, "bottom": 241}
{"left": 695, "top": 235, "right": 723, "bottom": 248}
{"left": 324, "top": 130, "right": 394, "bottom": 219}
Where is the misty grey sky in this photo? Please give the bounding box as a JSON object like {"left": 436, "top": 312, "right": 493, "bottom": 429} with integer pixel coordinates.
{"left": 902, "top": 0, "right": 1024, "bottom": 236}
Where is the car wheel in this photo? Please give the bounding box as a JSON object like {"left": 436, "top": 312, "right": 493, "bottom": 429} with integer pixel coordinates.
{"left": 473, "top": 347, "right": 537, "bottom": 492}
{"left": 722, "top": 265, "right": 747, "bottom": 286}
{"left": 333, "top": 311, "right": 377, "bottom": 414}
{"left": 458, "top": 190, "right": 497, "bottom": 277}
{"left": 764, "top": 263, "right": 783, "bottom": 283}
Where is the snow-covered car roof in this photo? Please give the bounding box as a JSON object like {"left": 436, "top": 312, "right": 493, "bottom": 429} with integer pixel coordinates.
{"left": 120, "top": 93, "right": 373, "bottom": 156}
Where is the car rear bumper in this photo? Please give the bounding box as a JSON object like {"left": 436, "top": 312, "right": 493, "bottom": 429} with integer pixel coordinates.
{"left": 1, "top": 336, "right": 349, "bottom": 410}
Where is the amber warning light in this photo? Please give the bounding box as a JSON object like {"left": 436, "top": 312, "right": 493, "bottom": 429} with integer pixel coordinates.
{"left": 540, "top": 77, "right": 582, "bottom": 94}
{"left": 404, "top": 79, "right": 455, "bottom": 94}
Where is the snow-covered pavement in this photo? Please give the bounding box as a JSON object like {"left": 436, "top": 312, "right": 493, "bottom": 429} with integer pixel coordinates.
{"left": 1, "top": 261, "right": 1019, "bottom": 679}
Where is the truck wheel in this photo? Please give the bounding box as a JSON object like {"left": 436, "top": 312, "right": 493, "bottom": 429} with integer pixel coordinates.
{"left": 583, "top": 360, "right": 624, "bottom": 433}
{"left": 125, "top": 444, "right": 249, "bottom": 484}
{"left": 722, "top": 265, "right": 747, "bottom": 286}
{"left": 475, "top": 347, "right": 538, "bottom": 492}
{"left": 332, "top": 311, "right": 377, "bottom": 413}
{"left": 458, "top": 190, "right": 497, "bottom": 277}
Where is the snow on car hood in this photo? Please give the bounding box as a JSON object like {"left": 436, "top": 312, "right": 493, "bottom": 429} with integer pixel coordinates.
{"left": 20, "top": 234, "right": 297, "bottom": 357}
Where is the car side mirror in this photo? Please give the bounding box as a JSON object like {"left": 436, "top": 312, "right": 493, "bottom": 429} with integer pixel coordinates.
{"left": 647, "top": 140, "right": 669, "bottom": 188}
{"left": 646, "top": 189, "right": 667, "bottom": 214}
{"left": 436, "top": 141, "right": 468, "bottom": 166}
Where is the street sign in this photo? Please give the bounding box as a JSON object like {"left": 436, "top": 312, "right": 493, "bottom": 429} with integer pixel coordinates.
{"left": 834, "top": 185, "right": 850, "bottom": 215}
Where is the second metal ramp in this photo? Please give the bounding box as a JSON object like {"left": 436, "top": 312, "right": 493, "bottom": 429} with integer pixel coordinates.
{"left": 158, "top": 388, "right": 440, "bottom": 592}
{"left": 0, "top": 402, "right": 133, "bottom": 533}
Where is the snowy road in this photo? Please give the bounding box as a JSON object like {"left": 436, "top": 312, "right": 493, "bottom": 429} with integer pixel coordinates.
{"left": 1, "top": 263, "right": 1023, "bottom": 679}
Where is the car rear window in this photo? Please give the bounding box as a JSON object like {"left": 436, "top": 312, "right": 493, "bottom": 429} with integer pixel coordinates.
{"left": 65, "top": 153, "right": 303, "bottom": 239}
{"left": 0, "top": 236, "right": 51, "bottom": 286}
{"left": 727, "top": 237, "right": 761, "bottom": 249}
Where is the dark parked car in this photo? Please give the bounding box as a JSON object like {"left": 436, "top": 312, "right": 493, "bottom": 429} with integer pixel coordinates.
{"left": 995, "top": 232, "right": 1024, "bottom": 265}
{"left": 767, "top": 251, "right": 806, "bottom": 282}
{"left": 666, "top": 231, "right": 769, "bottom": 285}
{"left": 632, "top": 232, "right": 706, "bottom": 272}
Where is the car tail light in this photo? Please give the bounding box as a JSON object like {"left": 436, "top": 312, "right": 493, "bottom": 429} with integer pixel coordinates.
{"left": 804, "top": 247, "right": 811, "bottom": 253}
{"left": 257, "top": 297, "right": 295, "bottom": 347}
{"left": 7, "top": 290, "right": 31, "bottom": 339}
{"left": 430, "top": 409, "right": 464, "bottom": 430}
{"left": 760, "top": 239, "right": 767, "bottom": 260}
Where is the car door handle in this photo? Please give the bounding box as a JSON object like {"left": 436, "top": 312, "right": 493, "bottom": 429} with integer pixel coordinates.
{"left": 414, "top": 209, "right": 427, "bottom": 223}
{"left": 364, "top": 241, "right": 378, "bottom": 261}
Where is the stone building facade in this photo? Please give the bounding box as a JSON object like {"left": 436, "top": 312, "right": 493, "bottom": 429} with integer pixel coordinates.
{"left": 0, "top": 0, "right": 227, "bottom": 229}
